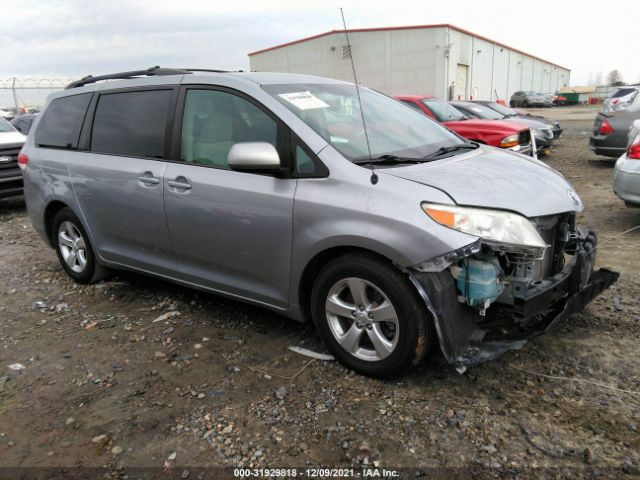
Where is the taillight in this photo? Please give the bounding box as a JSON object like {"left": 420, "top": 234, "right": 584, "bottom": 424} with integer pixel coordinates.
{"left": 628, "top": 143, "right": 640, "bottom": 159}
{"left": 598, "top": 120, "right": 614, "bottom": 135}
{"left": 18, "top": 152, "right": 28, "bottom": 170}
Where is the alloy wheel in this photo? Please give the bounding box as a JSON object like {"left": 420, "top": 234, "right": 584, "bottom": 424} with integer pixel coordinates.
{"left": 57, "top": 221, "right": 88, "bottom": 273}
{"left": 325, "top": 277, "right": 399, "bottom": 361}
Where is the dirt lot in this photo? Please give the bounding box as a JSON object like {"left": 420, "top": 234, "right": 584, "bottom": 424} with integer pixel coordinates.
{"left": 1, "top": 109, "right": 639, "bottom": 478}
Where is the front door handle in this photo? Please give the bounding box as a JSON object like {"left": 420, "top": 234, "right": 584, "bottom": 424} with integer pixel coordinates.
{"left": 167, "top": 179, "right": 192, "bottom": 190}
{"left": 138, "top": 173, "right": 160, "bottom": 185}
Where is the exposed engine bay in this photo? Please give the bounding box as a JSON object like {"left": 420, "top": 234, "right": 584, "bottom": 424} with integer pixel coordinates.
{"left": 409, "top": 213, "right": 619, "bottom": 367}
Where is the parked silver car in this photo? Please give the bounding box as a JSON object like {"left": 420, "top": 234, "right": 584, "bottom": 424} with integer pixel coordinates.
{"left": 510, "top": 91, "right": 547, "bottom": 108}
{"left": 604, "top": 86, "right": 639, "bottom": 113}
{"left": 21, "top": 68, "right": 618, "bottom": 376}
{"left": 613, "top": 119, "right": 640, "bottom": 207}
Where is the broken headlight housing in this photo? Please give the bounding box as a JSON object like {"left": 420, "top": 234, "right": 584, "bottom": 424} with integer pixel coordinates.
{"left": 422, "top": 203, "right": 548, "bottom": 259}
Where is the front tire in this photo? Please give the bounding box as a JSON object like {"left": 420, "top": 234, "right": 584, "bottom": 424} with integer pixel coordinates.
{"left": 52, "top": 208, "right": 107, "bottom": 284}
{"left": 310, "top": 253, "right": 432, "bottom": 377}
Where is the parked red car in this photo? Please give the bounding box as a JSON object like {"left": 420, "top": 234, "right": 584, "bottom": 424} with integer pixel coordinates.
{"left": 395, "top": 95, "right": 532, "bottom": 156}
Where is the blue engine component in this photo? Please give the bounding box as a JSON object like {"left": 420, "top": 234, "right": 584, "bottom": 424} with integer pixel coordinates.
{"left": 451, "top": 255, "right": 504, "bottom": 309}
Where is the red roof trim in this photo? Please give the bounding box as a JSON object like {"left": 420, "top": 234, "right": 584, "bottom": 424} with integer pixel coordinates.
{"left": 247, "top": 24, "right": 569, "bottom": 71}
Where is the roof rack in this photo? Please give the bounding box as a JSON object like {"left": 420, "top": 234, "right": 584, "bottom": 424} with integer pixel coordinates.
{"left": 65, "top": 66, "right": 240, "bottom": 89}
{"left": 65, "top": 66, "right": 188, "bottom": 89}
{"left": 178, "top": 68, "right": 236, "bottom": 73}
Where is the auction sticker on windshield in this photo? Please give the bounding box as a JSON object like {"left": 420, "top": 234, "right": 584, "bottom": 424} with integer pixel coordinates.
{"left": 278, "top": 91, "right": 330, "bottom": 110}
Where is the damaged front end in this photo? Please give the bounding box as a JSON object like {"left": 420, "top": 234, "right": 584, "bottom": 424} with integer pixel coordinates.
{"left": 409, "top": 210, "right": 619, "bottom": 367}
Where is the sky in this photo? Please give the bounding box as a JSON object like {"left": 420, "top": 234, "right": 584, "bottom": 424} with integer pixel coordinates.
{"left": 1, "top": 0, "right": 639, "bottom": 106}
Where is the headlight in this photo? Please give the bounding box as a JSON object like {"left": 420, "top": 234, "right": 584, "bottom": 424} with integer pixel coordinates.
{"left": 422, "top": 203, "right": 548, "bottom": 257}
{"left": 500, "top": 134, "right": 519, "bottom": 148}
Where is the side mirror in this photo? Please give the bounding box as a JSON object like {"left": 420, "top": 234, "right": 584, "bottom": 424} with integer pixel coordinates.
{"left": 228, "top": 142, "right": 281, "bottom": 173}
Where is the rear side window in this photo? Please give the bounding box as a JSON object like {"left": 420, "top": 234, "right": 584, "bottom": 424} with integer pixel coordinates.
{"left": 35, "top": 93, "right": 91, "bottom": 148}
{"left": 401, "top": 100, "right": 422, "bottom": 112}
{"left": 91, "top": 90, "right": 172, "bottom": 158}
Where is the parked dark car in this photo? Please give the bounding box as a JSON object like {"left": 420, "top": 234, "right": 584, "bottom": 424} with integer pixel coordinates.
{"left": 590, "top": 103, "right": 640, "bottom": 157}
{"left": 510, "top": 91, "right": 547, "bottom": 108}
{"left": 471, "top": 101, "right": 563, "bottom": 138}
{"left": 450, "top": 101, "right": 554, "bottom": 154}
{"left": 11, "top": 114, "right": 38, "bottom": 135}
{"left": 0, "top": 117, "right": 27, "bottom": 198}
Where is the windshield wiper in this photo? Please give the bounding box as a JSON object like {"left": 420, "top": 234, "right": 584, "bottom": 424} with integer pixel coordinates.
{"left": 353, "top": 154, "right": 424, "bottom": 166}
{"left": 423, "top": 143, "right": 479, "bottom": 158}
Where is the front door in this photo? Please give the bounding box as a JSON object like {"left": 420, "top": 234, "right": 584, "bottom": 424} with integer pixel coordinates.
{"left": 163, "top": 88, "right": 296, "bottom": 307}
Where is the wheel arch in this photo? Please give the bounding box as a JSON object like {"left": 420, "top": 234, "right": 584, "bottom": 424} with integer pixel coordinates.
{"left": 297, "top": 245, "right": 405, "bottom": 323}
{"left": 43, "top": 200, "right": 71, "bottom": 247}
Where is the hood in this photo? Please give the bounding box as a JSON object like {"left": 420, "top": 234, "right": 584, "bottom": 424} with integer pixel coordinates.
{"left": 504, "top": 117, "right": 549, "bottom": 129}
{"left": 0, "top": 131, "right": 27, "bottom": 145}
{"left": 443, "top": 118, "right": 525, "bottom": 133}
{"left": 381, "top": 146, "right": 582, "bottom": 218}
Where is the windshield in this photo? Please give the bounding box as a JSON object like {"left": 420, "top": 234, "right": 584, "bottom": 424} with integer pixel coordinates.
{"left": 459, "top": 103, "right": 504, "bottom": 120}
{"left": 263, "top": 84, "right": 461, "bottom": 161}
{"left": 486, "top": 102, "right": 516, "bottom": 116}
{"left": 420, "top": 98, "right": 466, "bottom": 121}
{"left": 0, "top": 118, "right": 15, "bottom": 132}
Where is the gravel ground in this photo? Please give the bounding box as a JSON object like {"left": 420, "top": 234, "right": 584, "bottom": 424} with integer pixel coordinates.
{"left": 1, "top": 113, "right": 639, "bottom": 478}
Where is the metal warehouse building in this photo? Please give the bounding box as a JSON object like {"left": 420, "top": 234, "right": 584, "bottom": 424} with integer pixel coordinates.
{"left": 249, "top": 24, "right": 571, "bottom": 102}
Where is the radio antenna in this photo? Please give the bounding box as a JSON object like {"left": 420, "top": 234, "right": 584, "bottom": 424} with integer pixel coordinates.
{"left": 340, "top": 8, "right": 378, "bottom": 185}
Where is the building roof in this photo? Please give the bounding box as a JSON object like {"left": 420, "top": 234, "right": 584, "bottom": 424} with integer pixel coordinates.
{"left": 248, "top": 24, "right": 570, "bottom": 71}
{"left": 558, "top": 86, "right": 596, "bottom": 94}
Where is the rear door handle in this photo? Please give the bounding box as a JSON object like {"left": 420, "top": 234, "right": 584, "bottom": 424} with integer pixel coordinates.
{"left": 167, "top": 179, "right": 192, "bottom": 190}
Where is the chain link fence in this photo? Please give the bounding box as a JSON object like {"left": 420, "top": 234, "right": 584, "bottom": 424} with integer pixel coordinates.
{"left": 0, "top": 77, "right": 75, "bottom": 114}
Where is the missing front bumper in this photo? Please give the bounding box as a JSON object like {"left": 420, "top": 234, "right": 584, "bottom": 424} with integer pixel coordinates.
{"left": 408, "top": 237, "right": 619, "bottom": 367}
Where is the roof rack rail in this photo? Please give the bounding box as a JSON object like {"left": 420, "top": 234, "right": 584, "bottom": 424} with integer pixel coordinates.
{"left": 65, "top": 66, "right": 193, "bottom": 89}
{"left": 177, "top": 68, "right": 234, "bottom": 73}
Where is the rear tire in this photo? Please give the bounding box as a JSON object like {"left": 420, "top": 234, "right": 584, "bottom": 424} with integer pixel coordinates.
{"left": 52, "top": 208, "right": 108, "bottom": 284}
{"left": 509, "top": 101, "right": 515, "bottom": 107}
{"left": 310, "top": 253, "right": 433, "bottom": 377}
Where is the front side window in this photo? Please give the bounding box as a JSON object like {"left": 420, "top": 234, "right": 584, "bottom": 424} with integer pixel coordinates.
{"left": 35, "top": 93, "right": 91, "bottom": 148}
{"left": 181, "top": 89, "right": 278, "bottom": 169}
{"left": 401, "top": 100, "right": 422, "bottom": 112}
{"left": 0, "top": 118, "right": 13, "bottom": 133}
{"left": 486, "top": 102, "right": 516, "bottom": 116}
{"left": 91, "top": 90, "right": 172, "bottom": 158}
{"left": 420, "top": 98, "right": 466, "bottom": 122}
{"left": 264, "top": 84, "right": 460, "bottom": 161}
{"left": 459, "top": 103, "right": 503, "bottom": 120}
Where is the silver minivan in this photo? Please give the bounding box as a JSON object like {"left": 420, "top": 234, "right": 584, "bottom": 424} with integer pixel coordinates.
{"left": 21, "top": 68, "right": 618, "bottom": 377}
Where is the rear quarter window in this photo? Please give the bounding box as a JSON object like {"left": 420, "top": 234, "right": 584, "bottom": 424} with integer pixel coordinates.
{"left": 35, "top": 93, "right": 92, "bottom": 148}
